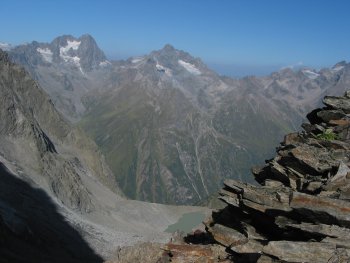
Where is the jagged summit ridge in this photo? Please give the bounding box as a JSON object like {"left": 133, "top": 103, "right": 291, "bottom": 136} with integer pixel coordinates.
{"left": 45, "top": 34, "right": 108, "bottom": 72}
{"left": 10, "top": 34, "right": 108, "bottom": 73}
{"left": 7, "top": 33, "right": 350, "bottom": 206}
{"left": 7, "top": 34, "right": 113, "bottom": 122}
{"left": 149, "top": 44, "right": 209, "bottom": 76}
{"left": 0, "top": 42, "right": 13, "bottom": 51}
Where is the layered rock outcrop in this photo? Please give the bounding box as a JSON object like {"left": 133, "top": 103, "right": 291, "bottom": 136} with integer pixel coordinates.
{"left": 111, "top": 92, "right": 350, "bottom": 262}
{"left": 201, "top": 91, "right": 350, "bottom": 262}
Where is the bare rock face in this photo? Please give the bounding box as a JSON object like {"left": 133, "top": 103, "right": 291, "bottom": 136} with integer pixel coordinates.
{"left": 0, "top": 49, "right": 115, "bottom": 261}
{"left": 107, "top": 241, "right": 231, "bottom": 263}
{"left": 173, "top": 91, "right": 350, "bottom": 262}
{"left": 0, "top": 49, "right": 119, "bottom": 212}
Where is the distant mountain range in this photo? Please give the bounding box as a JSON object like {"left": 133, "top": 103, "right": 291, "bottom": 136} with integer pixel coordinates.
{"left": 4, "top": 34, "right": 350, "bottom": 205}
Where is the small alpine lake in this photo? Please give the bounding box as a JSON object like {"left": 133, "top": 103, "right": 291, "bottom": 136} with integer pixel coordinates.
{"left": 165, "top": 211, "right": 205, "bottom": 233}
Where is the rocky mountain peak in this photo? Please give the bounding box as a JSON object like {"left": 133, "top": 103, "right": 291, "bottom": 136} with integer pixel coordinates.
{"left": 0, "top": 42, "right": 13, "bottom": 51}
{"left": 145, "top": 44, "right": 211, "bottom": 78}
{"left": 50, "top": 34, "right": 107, "bottom": 72}
{"left": 331, "top": 60, "right": 348, "bottom": 72}
{"left": 51, "top": 34, "right": 76, "bottom": 46}
{"left": 9, "top": 34, "right": 108, "bottom": 73}
{"left": 76, "top": 34, "right": 107, "bottom": 71}
{"left": 162, "top": 43, "right": 176, "bottom": 52}
{"left": 333, "top": 60, "right": 347, "bottom": 68}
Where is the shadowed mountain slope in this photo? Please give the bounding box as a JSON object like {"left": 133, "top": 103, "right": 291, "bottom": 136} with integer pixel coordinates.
{"left": 0, "top": 163, "right": 103, "bottom": 263}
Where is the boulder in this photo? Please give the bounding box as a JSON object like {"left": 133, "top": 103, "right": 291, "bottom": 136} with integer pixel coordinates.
{"left": 290, "top": 192, "right": 350, "bottom": 227}
{"left": 323, "top": 96, "right": 350, "bottom": 114}
{"left": 317, "top": 110, "right": 346, "bottom": 123}
{"left": 263, "top": 241, "right": 342, "bottom": 263}
{"left": 206, "top": 223, "right": 248, "bottom": 247}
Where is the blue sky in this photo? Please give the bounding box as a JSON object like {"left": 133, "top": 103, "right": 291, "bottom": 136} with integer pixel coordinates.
{"left": 1, "top": 0, "right": 350, "bottom": 76}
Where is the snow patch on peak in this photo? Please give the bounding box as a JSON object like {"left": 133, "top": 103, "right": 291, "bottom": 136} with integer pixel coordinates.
{"left": 37, "top": 47, "right": 53, "bottom": 63}
{"left": 71, "top": 56, "right": 84, "bottom": 74}
{"left": 99, "top": 60, "right": 111, "bottom": 67}
{"left": 0, "top": 42, "right": 12, "bottom": 51}
{"left": 178, "top": 60, "right": 201, "bottom": 75}
{"left": 156, "top": 62, "right": 172, "bottom": 76}
{"left": 59, "top": 40, "right": 81, "bottom": 61}
{"left": 332, "top": 65, "right": 344, "bottom": 72}
{"left": 302, "top": 69, "right": 320, "bottom": 79}
{"left": 131, "top": 57, "right": 144, "bottom": 63}
{"left": 59, "top": 40, "right": 84, "bottom": 73}
{"left": 156, "top": 63, "right": 165, "bottom": 71}
{"left": 60, "top": 40, "right": 81, "bottom": 53}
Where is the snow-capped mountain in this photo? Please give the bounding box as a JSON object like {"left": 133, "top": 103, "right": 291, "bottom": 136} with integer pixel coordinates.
{"left": 8, "top": 34, "right": 112, "bottom": 121}
{"left": 0, "top": 49, "right": 207, "bottom": 261}
{"left": 79, "top": 44, "right": 301, "bottom": 204}
{"left": 6, "top": 34, "right": 350, "bottom": 205}
{"left": 0, "top": 42, "right": 13, "bottom": 51}
{"left": 10, "top": 34, "right": 109, "bottom": 73}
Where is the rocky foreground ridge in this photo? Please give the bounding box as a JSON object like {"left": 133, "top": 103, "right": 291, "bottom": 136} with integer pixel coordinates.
{"left": 197, "top": 91, "right": 350, "bottom": 262}
{"left": 112, "top": 91, "right": 350, "bottom": 262}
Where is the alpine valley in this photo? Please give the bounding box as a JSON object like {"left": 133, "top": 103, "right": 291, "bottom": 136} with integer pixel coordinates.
{"left": 6, "top": 34, "right": 350, "bottom": 205}
{"left": 0, "top": 47, "right": 209, "bottom": 262}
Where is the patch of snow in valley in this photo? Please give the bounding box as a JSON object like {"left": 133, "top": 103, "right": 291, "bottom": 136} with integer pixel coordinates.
{"left": 178, "top": 60, "right": 201, "bottom": 75}
{"left": 37, "top": 47, "right": 53, "bottom": 63}
{"left": 302, "top": 69, "right": 320, "bottom": 79}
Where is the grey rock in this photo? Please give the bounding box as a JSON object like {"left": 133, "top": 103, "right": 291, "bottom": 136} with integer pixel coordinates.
{"left": 283, "top": 132, "right": 304, "bottom": 146}
{"left": 286, "top": 222, "right": 350, "bottom": 239}
{"left": 230, "top": 239, "right": 264, "bottom": 254}
{"left": 322, "top": 237, "right": 350, "bottom": 249}
{"left": 207, "top": 223, "right": 248, "bottom": 247}
{"left": 256, "top": 255, "right": 281, "bottom": 263}
{"left": 290, "top": 144, "right": 338, "bottom": 174}
{"left": 264, "top": 180, "right": 284, "bottom": 188}
{"left": 304, "top": 181, "right": 323, "bottom": 193}
{"left": 290, "top": 192, "right": 350, "bottom": 227}
{"left": 269, "top": 159, "right": 292, "bottom": 187}
{"left": 330, "top": 161, "right": 350, "bottom": 183}
{"left": 317, "top": 110, "right": 346, "bottom": 123}
{"left": 263, "top": 241, "right": 345, "bottom": 263}
{"left": 218, "top": 189, "right": 240, "bottom": 208}
{"left": 324, "top": 96, "right": 350, "bottom": 114}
